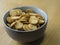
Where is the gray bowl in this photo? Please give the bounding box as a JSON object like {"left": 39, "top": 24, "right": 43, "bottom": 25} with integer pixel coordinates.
{"left": 3, "top": 6, "right": 48, "bottom": 43}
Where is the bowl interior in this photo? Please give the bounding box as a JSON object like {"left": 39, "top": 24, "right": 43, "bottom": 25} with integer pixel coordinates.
{"left": 3, "top": 6, "right": 48, "bottom": 32}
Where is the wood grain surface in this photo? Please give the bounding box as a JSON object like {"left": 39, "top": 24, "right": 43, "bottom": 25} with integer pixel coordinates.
{"left": 0, "top": 0, "right": 60, "bottom": 45}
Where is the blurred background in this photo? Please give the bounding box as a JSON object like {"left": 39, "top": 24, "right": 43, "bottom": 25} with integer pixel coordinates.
{"left": 0, "top": 0, "right": 60, "bottom": 45}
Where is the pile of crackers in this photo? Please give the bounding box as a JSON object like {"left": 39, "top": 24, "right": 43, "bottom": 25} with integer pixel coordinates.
{"left": 6, "top": 9, "right": 44, "bottom": 31}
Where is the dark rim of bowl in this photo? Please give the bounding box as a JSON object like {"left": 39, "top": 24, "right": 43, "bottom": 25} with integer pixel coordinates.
{"left": 3, "top": 6, "right": 48, "bottom": 32}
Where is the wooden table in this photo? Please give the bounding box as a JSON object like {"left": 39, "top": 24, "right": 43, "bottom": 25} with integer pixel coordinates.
{"left": 0, "top": 0, "right": 60, "bottom": 45}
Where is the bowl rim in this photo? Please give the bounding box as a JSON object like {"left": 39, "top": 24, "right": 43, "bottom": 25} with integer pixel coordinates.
{"left": 3, "top": 6, "right": 48, "bottom": 32}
